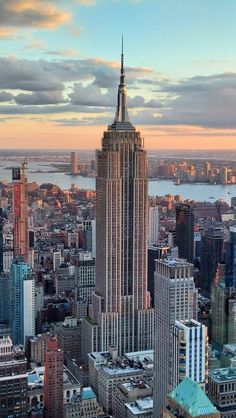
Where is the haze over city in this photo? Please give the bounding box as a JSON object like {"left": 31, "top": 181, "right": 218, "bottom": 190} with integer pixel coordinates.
{"left": 0, "top": 0, "right": 236, "bottom": 149}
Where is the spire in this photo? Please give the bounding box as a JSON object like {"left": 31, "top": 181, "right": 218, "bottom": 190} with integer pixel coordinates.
{"left": 112, "top": 37, "right": 132, "bottom": 129}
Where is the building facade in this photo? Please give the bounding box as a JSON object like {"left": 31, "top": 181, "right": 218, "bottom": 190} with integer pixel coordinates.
{"left": 154, "top": 258, "right": 198, "bottom": 417}
{"left": 10, "top": 257, "right": 35, "bottom": 345}
{"left": 85, "top": 45, "right": 153, "bottom": 356}
{"left": 12, "top": 162, "right": 29, "bottom": 262}
{"left": 44, "top": 336, "right": 64, "bottom": 418}
{"left": 176, "top": 204, "right": 194, "bottom": 263}
{"left": 171, "top": 319, "right": 208, "bottom": 389}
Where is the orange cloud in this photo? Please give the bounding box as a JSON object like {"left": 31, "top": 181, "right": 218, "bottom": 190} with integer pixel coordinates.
{"left": 0, "top": 0, "right": 71, "bottom": 29}
{"left": 0, "top": 27, "right": 16, "bottom": 39}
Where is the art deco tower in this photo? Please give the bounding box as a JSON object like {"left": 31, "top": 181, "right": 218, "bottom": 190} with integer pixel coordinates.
{"left": 88, "top": 43, "right": 154, "bottom": 355}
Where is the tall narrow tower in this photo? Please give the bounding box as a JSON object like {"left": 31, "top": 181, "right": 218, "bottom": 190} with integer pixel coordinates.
{"left": 12, "top": 161, "right": 28, "bottom": 262}
{"left": 87, "top": 42, "right": 153, "bottom": 355}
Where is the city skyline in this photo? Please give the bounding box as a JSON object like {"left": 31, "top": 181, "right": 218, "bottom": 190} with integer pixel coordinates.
{"left": 0, "top": 0, "right": 236, "bottom": 150}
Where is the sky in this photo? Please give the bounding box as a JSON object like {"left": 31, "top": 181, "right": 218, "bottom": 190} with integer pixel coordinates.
{"left": 0, "top": 0, "right": 236, "bottom": 150}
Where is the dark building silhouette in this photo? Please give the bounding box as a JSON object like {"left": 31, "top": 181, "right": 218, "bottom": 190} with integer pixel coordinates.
{"left": 148, "top": 244, "right": 170, "bottom": 306}
{"left": 200, "top": 227, "right": 224, "bottom": 296}
{"left": 29, "top": 230, "right": 34, "bottom": 249}
{"left": 176, "top": 204, "right": 194, "bottom": 263}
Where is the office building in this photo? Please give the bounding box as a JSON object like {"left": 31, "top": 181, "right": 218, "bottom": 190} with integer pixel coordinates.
{"left": 154, "top": 258, "right": 198, "bottom": 417}
{"left": 163, "top": 377, "right": 220, "bottom": 418}
{"left": 149, "top": 206, "right": 159, "bottom": 245}
{"left": 0, "top": 208, "right": 3, "bottom": 273}
{"left": 211, "top": 263, "right": 236, "bottom": 348}
{"left": 0, "top": 336, "right": 28, "bottom": 417}
{"left": 56, "top": 317, "right": 81, "bottom": 362}
{"left": 3, "top": 250, "right": 13, "bottom": 273}
{"left": 200, "top": 227, "right": 224, "bottom": 296}
{"left": 12, "top": 162, "right": 29, "bottom": 262}
{"left": 208, "top": 367, "right": 236, "bottom": 418}
{"left": 176, "top": 204, "right": 194, "bottom": 263}
{"left": 84, "top": 44, "right": 153, "bottom": 356}
{"left": 88, "top": 347, "right": 153, "bottom": 415}
{"left": 10, "top": 257, "right": 35, "bottom": 345}
{"left": 0, "top": 374, "right": 28, "bottom": 417}
{"left": 148, "top": 244, "right": 170, "bottom": 306}
{"left": 52, "top": 250, "right": 61, "bottom": 272}
{"left": 0, "top": 273, "right": 10, "bottom": 336}
{"left": 114, "top": 380, "right": 153, "bottom": 418}
{"left": 27, "top": 333, "right": 51, "bottom": 366}
{"left": 172, "top": 319, "right": 208, "bottom": 389}
{"left": 71, "top": 152, "right": 79, "bottom": 175}
{"left": 44, "top": 336, "right": 64, "bottom": 418}
{"left": 75, "top": 251, "right": 95, "bottom": 305}
{"left": 64, "top": 387, "right": 103, "bottom": 418}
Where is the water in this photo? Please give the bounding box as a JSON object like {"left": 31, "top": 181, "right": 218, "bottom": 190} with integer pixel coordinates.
{"left": 0, "top": 160, "right": 235, "bottom": 204}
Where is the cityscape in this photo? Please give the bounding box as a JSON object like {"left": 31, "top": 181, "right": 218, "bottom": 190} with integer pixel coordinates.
{"left": 1, "top": 1, "right": 236, "bottom": 418}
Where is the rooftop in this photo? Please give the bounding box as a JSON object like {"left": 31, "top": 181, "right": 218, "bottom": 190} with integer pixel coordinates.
{"left": 125, "top": 397, "right": 153, "bottom": 415}
{"left": 169, "top": 377, "right": 218, "bottom": 417}
{"left": 157, "top": 257, "right": 192, "bottom": 268}
{"left": 210, "top": 367, "right": 236, "bottom": 382}
{"left": 81, "top": 387, "right": 96, "bottom": 401}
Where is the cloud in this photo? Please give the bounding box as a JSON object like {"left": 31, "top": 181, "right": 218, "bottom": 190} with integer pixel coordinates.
{"left": 24, "top": 39, "right": 46, "bottom": 49}
{"left": 157, "top": 73, "right": 236, "bottom": 128}
{"left": 44, "top": 49, "right": 80, "bottom": 57}
{"left": 75, "top": 0, "right": 96, "bottom": 5}
{"left": 15, "top": 90, "right": 67, "bottom": 105}
{"left": 0, "top": 0, "right": 70, "bottom": 29}
{"left": 0, "top": 27, "right": 17, "bottom": 39}
{"left": 0, "top": 91, "right": 14, "bottom": 102}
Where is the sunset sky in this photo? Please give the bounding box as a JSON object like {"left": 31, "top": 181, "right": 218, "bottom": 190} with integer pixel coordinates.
{"left": 0, "top": 0, "right": 236, "bottom": 150}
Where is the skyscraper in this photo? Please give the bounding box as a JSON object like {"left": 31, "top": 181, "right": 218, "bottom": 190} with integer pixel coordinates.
{"left": 71, "top": 151, "right": 79, "bottom": 175}
{"left": 211, "top": 262, "right": 236, "bottom": 348}
{"left": 200, "top": 227, "right": 224, "bottom": 296}
{"left": 149, "top": 206, "right": 159, "bottom": 245}
{"left": 44, "top": 336, "right": 64, "bottom": 418}
{"left": 176, "top": 204, "right": 194, "bottom": 263}
{"left": 83, "top": 43, "right": 153, "bottom": 356}
{"left": 154, "top": 258, "right": 198, "bottom": 418}
{"left": 12, "top": 161, "right": 28, "bottom": 262}
{"left": 10, "top": 257, "right": 35, "bottom": 345}
{"left": 0, "top": 208, "right": 3, "bottom": 273}
{"left": 171, "top": 319, "right": 208, "bottom": 390}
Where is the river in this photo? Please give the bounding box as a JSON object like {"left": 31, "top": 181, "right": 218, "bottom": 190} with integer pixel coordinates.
{"left": 0, "top": 160, "right": 235, "bottom": 204}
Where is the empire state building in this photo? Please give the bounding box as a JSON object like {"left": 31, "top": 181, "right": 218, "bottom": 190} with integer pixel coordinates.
{"left": 83, "top": 44, "right": 154, "bottom": 356}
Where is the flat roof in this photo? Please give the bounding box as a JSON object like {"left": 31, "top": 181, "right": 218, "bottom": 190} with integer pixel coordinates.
{"left": 125, "top": 397, "right": 153, "bottom": 415}
{"left": 210, "top": 368, "right": 236, "bottom": 382}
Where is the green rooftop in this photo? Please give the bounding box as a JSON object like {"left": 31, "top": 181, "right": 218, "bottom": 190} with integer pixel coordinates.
{"left": 81, "top": 387, "right": 96, "bottom": 401}
{"left": 169, "top": 377, "right": 218, "bottom": 417}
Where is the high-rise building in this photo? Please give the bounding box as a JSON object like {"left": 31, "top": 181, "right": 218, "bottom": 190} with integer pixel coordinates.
{"left": 171, "top": 319, "right": 208, "bottom": 390}
{"left": 0, "top": 273, "right": 10, "bottom": 336}
{"left": 10, "top": 257, "right": 35, "bottom": 345}
{"left": 71, "top": 152, "right": 79, "bottom": 175}
{"left": 44, "top": 336, "right": 64, "bottom": 418}
{"left": 200, "top": 227, "right": 224, "bottom": 296}
{"left": 0, "top": 208, "right": 3, "bottom": 273}
{"left": 75, "top": 251, "right": 95, "bottom": 306}
{"left": 149, "top": 206, "right": 159, "bottom": 245}
{"left": 211, "top": 262, "right": 236, "bottom": 348}
{"left": 0, "top": 336, "right": 28, "bottom": 417}
{"left": 12, "top": 162, "right": 28, "bottom": 262}
{"left": 154, "top": 258, "right": 198, "bottom": 418}
{"left": 176, "top": 204, "right": 194, "bottom": 263}
{"left": 83, "top": 44, "right": 153, "bottom": 356}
